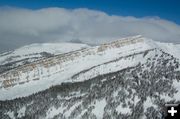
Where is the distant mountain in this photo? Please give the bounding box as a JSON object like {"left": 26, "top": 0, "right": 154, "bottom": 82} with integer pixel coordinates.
{"left": 0, "top": 35, "right": 180, "bottom": 119}
{"left": 69, "top": 39, "right": 83, "bottom": 44}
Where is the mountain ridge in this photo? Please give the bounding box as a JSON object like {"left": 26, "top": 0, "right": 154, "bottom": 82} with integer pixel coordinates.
{"left": 0, "top": 35, "right": 179, "bottom": 100}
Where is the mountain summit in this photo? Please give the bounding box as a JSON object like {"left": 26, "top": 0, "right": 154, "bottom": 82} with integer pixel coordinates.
{"left": 0, "top": 35, "right": 180, "bottom": 119}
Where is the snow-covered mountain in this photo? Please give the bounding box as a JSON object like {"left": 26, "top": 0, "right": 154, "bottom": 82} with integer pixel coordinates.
{"left": 0, "top": 35, "right": 180, "bottom": 119}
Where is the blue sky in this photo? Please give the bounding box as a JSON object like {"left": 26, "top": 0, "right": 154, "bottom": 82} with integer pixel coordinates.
{"left": 0, "top": 0, "right": 180, "bottom": 52}
{"left": 0, "top": 0, "right": 180, "bottom": 24}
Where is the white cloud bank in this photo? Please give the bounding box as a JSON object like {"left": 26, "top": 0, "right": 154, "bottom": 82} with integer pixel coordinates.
{"left": 0, "top": 7, "right": 180, "bottom": 52}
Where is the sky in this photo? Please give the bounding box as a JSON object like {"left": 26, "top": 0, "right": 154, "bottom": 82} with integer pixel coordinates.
{"left": 0, "top": 0, "right": 180, "bottom": 52}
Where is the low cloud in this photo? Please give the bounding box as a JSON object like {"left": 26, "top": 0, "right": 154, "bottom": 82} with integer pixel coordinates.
{"left": 0, "top": 7, "right": 180, "bottom": 52}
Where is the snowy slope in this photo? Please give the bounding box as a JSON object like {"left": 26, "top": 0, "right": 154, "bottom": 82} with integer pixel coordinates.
{"left": 0, "top": 42, "right": 89, "bottom": 65}
{"left": 0, "top": 35, "right": 151, "bottom": 100}
{"left": 0, "top": 42, "right": 89, "bottom": 76}
{"left": 156, "top": 42, "right": 180, "bottom": 59}
{"left": 0, "top": 35, "right": 179, "bottom": 101}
